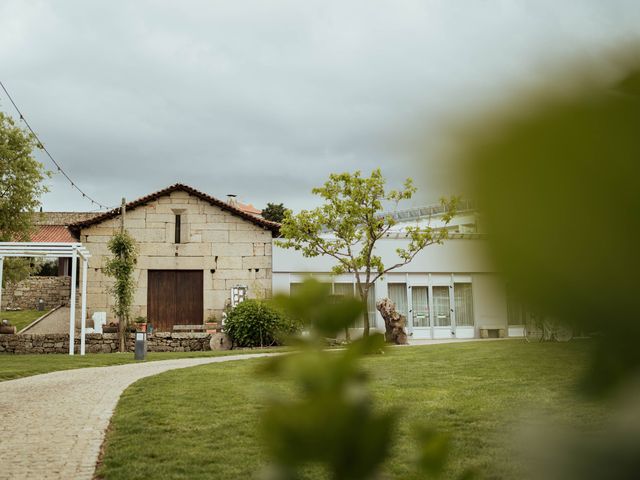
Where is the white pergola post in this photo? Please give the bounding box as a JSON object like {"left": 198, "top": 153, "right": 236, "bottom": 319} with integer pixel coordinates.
{"left": 0, "top": 242, "right": 92, "bottom": 356}
{"left": 0, "top": 256, "right": 4, "bottom": 311}
{"left": 69, "top": 247, "right": 78, "bottom": 355}
{"left": 80, "top": 258, "right": 88, "bottom": 355}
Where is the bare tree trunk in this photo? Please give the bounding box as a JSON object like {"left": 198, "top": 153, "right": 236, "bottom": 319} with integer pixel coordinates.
{"left": 119, "top": 314, "right": 126, "bottom": 352}
{"left": 361, "top": 289, "right": 370, "bottom": 337}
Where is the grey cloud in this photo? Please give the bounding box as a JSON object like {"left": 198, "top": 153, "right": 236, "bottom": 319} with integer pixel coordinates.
{"left": 1, "top": 0, "right": 639, "bottom": 212}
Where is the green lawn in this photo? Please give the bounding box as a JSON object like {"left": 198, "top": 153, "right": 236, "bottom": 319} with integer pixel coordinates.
{"left": 0, "top": 309, "right": 45, "bottom": 332}
{"left": 0, "top": 348, "right": 287, "bottom": 382}
{"left": 97, "top": 340, "right": 606, "bottom": 480}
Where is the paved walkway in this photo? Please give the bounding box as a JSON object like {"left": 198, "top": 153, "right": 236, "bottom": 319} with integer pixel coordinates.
{"left": 22, "top": 307, "right": 77, "bottom": 334}
{"left": 0, "top": 353, "right": 276, "bottom": 480}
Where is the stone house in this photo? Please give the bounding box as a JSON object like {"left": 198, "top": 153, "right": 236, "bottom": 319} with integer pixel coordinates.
{"left": 62, "top": 183, "right": 279, "bottom": 330}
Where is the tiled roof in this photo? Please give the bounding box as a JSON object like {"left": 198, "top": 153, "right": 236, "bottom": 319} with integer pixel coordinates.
{"left": 33, "top": 212, "right": 100, "bottom": 226}
{"left": 237, "top": 202, "right": 262, "bottom": 216}
{"left": 68, "top": 183, "right": 280, "bottom": 235}
{"left": 30, "top": 225, "right": 78, "bottom": 243}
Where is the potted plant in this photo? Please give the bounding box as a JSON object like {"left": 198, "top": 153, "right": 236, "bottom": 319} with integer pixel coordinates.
{"left": 103, "top": 322, "right": 118, "bottom": 334}
{"left": 0, "top": 319, "right": 16, "bottom": 335}
{"left": 134, "top": 316, "right": 148, "bottom": 333}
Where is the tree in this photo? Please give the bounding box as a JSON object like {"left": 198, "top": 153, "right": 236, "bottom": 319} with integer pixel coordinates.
{"left": 262, "top": 202, "right": 289, "bottom": 223}
{"left": 277, "top": 169, "right": 459, "bottom": 337}
{"left": 104, "top": 231, "right": 137, "bottom": 352}
{"left": 0, "top": 111, "right": 49, "bottom": 285}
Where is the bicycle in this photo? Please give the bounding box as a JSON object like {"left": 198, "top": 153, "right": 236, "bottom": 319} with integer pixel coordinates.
{"left": 524, "top": 316, "right": 572, "bottom": 342}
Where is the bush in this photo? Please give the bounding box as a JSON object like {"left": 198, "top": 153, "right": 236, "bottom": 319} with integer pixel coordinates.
{"left": 224, "top": 300, "right": 299, "bottom": 348}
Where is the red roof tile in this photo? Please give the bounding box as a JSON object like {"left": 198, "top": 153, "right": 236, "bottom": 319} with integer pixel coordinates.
{"left": 237, "top": 202, "right": 262, "bottom": 216}
{"left": 30, "top": 225, "right": 78, "bottom": 243}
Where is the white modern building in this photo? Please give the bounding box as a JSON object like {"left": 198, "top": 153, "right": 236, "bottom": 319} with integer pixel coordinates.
{"left": 273, "top": 202, "right": 518, "bottom": 339}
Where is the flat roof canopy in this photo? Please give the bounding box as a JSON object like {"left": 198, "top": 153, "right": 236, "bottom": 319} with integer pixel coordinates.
{"left": 0, "top": 242, "right": 91, "bottom": 259}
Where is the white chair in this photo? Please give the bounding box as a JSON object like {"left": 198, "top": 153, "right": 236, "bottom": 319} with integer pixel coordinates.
{"left": 92, "top": 312, "right": 107, "bottom": 334}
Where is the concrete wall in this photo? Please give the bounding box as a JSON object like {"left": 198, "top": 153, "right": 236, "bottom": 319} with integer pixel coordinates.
{"left": 273, "top": 238, "right": 494, "bottom": 274}
{"left": 1, "top": 276, "right": 72, "bottom": 310}
{"left": 80, "top": 190, "right": 273, "bottom": 324}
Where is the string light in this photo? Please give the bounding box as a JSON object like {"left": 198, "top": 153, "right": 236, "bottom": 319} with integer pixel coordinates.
{"left": 0, "top": 80, "right": 114, "bottom": 211}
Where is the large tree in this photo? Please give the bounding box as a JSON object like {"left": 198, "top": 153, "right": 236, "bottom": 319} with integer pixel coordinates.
{"left": 278, "top": 169, "right": 459, "bottom": 337}
{"left": 0, "top": 111, "right": 48, "bottom": 284}
{"left": 261, "top": 202, "right": 289, "bottom": 223}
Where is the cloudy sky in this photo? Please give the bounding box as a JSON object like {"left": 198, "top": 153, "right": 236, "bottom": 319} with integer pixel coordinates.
{"left": 1, "top": 1, "right": 639, "bottom": 212}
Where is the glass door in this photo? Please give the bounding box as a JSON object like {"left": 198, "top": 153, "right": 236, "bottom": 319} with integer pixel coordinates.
{"left": 432, "top": 286, "right": 453, "bottom": 338}
{"left": 411, "top": 286, "right": 431, "bottom": 339}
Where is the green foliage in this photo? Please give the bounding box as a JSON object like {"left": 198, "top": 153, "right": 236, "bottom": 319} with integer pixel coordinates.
{"left": 34, "top": 259, "right": 58, "bottom": 277}
{"left": 277, "top": 169, "right": 459, "bottom": 335}
{"left": 0, "top": 111, "right": 49, "bottom": 243}
{"left": 104, "top": 231, "right": 137, "bottom": 347}
{"left": 262, "top": 279, "right": 462, "bottom": 480}
{"left": 0, "top": 111, "right": 49, "bottom": 284}
{"left": 224, "top": 299, "right": 299, "bottom": 348}
{"left": 463, "top": 64, "right": 640, "bottom": 396}
{"left": 1, "top": 258, "right": 36, "bottom": 286}
{"left": 261, "top": 202, "right": 289, "bottom": 223}
{"left": 276, "top": 280, "right": 365, "bottom": 337}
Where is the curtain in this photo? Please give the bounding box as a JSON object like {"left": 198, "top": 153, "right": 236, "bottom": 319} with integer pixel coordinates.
{"left": 388, "top": 283, "right": 408, "bottom": 318}
{"left": 454, "top": 283, "right": 474, "bottom": 327}
{"left": 411, "top": 286, "right": 429, "bottom": 327}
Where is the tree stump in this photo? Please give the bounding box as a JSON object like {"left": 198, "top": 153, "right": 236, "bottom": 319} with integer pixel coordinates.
{"left": 376, "top": 298, "right": 408, "bottom": 345}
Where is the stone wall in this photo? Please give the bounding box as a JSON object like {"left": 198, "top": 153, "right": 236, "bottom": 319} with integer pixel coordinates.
{"left": 33, "top": 211, "right": 98, "bottom": 226}
{"left": 1, "top": 276, "right": 72, "bottom": 310}
{"left": 80, "top": 189, "right": 274, "bottom": 322}
{"left": 0, "top": 332, "right": 212, "bottom": 354}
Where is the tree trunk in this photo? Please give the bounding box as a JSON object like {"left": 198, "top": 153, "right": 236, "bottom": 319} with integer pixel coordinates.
{"left": 119, "top": 314, "right": 126, "bottom": 352}
{"left": 361, "top": 289, "right": 370, "bottom": 337}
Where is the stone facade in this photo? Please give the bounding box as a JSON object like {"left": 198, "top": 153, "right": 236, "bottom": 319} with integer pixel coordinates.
{"left": 0, "top": 332, "right": 212, "bottom": 354}
{"left": 79, "top": 189, "right": 274, "bottom": 324}
{"left": 1, "top": 276, "right": 73, "bottom": 310}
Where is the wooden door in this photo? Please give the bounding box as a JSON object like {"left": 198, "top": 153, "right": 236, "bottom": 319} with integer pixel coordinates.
{"left": 147, "top": 270, "right": 203, "bottom": 331}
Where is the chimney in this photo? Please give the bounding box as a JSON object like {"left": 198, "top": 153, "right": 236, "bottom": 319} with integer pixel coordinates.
{"left": 227, "top": 194, "right": 238, "bottom": 206}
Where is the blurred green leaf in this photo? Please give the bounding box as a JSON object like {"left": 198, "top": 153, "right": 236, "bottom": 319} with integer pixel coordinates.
{"left": 464, "top": 65, "right": 640, "bottom": 394}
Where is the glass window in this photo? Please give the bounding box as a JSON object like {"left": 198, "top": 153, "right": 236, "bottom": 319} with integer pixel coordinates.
{"left": 411, "top": 286, "right": 430, "bottom": 327}
{"left": 334, "top": 283, "right": 362, "bottom": 327}
{"left": 388, "top": 283, "right": 408, "bottom": 318}
{"left": 432, "top": 286, "right": 451, "bottom": 327}
{"left": 506, "top": 284, "right": 526, "bottom": 325}
{"left": 289, "top": 283, "right": 304, "bottom": 296}
{"left": 333, "top": 283, "right": 354, "bottom": 297}
{"left": 454, "top": 283, "right": 474, "bottom": 327}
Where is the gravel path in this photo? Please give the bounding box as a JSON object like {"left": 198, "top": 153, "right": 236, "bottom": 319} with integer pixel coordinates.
{"left": 0, "top": 353, "right": 276, "bottom": 480}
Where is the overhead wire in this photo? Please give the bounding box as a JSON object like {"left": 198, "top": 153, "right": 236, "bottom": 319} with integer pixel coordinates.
{"left": 0, "top": 80, "right": 113, "bottom": 210}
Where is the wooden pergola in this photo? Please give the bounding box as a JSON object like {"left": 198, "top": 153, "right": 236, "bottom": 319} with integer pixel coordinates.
{"left": 0, "top": 242, "right": 91, "bottom": 355}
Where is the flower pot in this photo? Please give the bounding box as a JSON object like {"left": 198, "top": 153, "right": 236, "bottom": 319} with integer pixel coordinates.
{"left": 137, "top": 323, "right": 148, "bottom": 333}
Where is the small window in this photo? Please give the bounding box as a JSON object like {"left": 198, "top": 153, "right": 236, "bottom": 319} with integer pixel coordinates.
{"left": 175, "top": 214, "right": 181, "bottom": 243}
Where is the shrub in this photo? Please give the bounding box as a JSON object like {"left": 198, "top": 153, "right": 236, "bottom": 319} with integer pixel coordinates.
{"left": 224, "top": 300, "right": 298, "bottom": 347}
